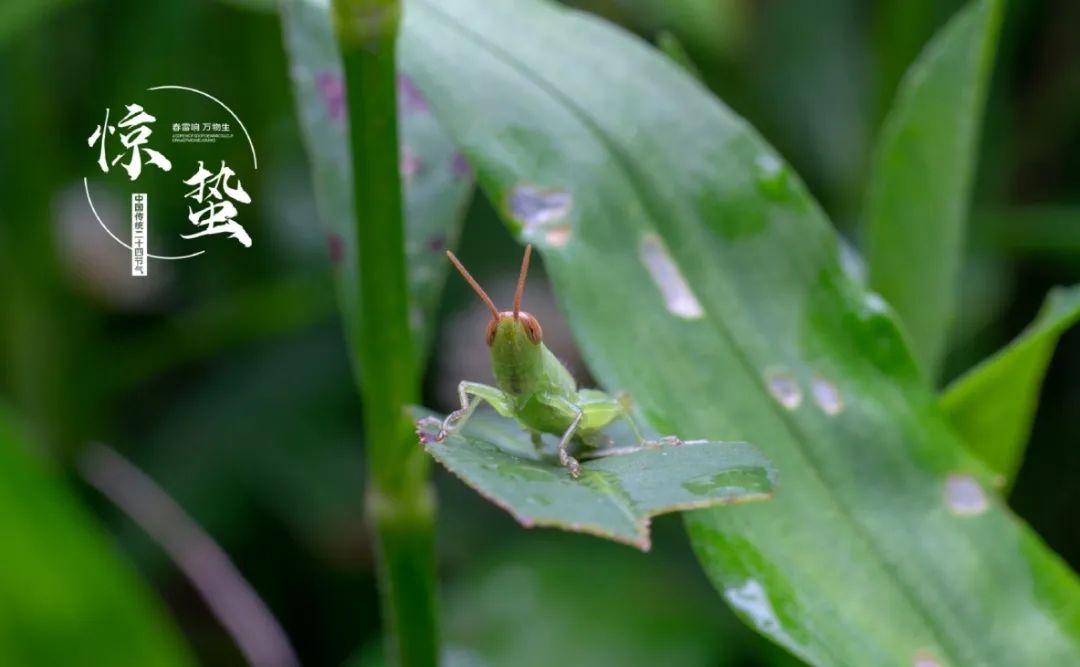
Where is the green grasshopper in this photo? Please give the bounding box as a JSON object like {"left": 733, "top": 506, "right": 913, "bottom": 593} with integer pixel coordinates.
{"left": 437, "top": 244, "right": 678, "bottom": 478}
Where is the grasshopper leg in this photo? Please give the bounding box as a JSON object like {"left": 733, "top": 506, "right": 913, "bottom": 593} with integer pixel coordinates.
{"left": 440, "top": 381, "right": 514, "bottom": 440}
{"left": 538, "top": 393, "right": 586, "bottom": 479}
{"left": 576, "top": 389, "right": 682, "bottom": 448}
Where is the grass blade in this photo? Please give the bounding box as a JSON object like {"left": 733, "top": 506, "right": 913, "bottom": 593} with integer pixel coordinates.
{"left": 864, "top": 0, "right": 1004, "bottom": 379}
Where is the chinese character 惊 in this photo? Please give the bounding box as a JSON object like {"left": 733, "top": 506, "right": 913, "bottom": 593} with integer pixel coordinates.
{"left": 88, "top": 103, "right": 172, "bottom": 181}
{"left": 182, "top": 160, "right": 252, "bottom": 247}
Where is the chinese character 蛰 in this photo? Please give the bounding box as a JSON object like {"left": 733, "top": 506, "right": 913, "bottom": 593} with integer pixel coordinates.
{"left": 182, "top": 160, "right": 252, "bottom": 248}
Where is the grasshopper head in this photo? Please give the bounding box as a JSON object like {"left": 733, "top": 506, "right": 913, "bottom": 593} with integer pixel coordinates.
{"left": 446, "top": 244, "right": 544, "bottom": 349}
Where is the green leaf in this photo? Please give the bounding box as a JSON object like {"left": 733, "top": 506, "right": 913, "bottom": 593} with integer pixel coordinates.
{"left": 444, "top": 540, "right": 780, "bottom": 667}
{"left": 865, "top": 0, "right": 1004, "bottom": 379}
{"left": 415, "top": 414, "right": 773, "bottom": 551}
{"left": 280, "top": 0, "right": 474, "bottom": 358}
{"left": 0, "top": 0, "right": 71, "bottom": 46}
{"left": 0, "top": 409, "right": 194, "bottom": 667}
{"left": 940, "top": 285, "right": 1080, "bottom": 487}
{"left": 400, "top": 0, "right": 1080, "bottom": 664}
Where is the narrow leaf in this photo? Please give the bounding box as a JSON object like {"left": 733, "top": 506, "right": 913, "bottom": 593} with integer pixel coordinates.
{"left": 416, "top": 414, "right": 774, "bottom": 551}
{"left": 941, "top": 285, "right": 1080, "bottom": 487}
{"left": 865, "top": 0, "right": 1004, "bottom": 379}
{"left": 280, "top": 0, "right": 474, "bottom": 358}
{"left": 401, "top": 0, "right": 1080, "bottom": 664}
{"left": 0, "top": 410, "right": 194, "bottom": 667}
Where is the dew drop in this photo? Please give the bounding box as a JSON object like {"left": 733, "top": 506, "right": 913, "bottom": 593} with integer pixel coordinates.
{"left": 945, "top": 474, "right": 988, "bottom": 516}
{"left": 754, "top": 153, "right": 788, "bottom": 199}
{"left": 508, "top": 185, "right": 572, "bottom": 226}
{"left": 810, "top": 375, "right": 843, "bottom": 416}
{"left": 839, "top": 237, "right": 867, "bottom": 285}
{"left": 725, "top": 580, "right": 782, "bottom": 634}
{"left": 765, "top": 369, "right": 802, "bottom": 410}
{"left": 639, "top": 234, "right": 704, "bottom": 320}
{"left": 508, "top": 185, "right": 575, "bottom": 248}
{"left": 861, "top": 291, "right": 890, "bottom": 318}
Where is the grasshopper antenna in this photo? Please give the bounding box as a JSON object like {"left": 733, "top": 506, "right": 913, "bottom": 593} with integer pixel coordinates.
{"left": 513, "top": 244, "right": 533, "bottom": 319}
{"left": 446, "top": 250, "right": 499, "bottom": 320}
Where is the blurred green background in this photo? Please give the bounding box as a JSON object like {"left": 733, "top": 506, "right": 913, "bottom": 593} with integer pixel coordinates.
{"left": 1, "top": 0, "right": 1078, "bottom": 665}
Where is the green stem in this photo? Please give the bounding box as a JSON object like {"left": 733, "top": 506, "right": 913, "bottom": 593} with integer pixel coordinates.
{"left": 331, "top": 1, "right": 439, "bottom": 665}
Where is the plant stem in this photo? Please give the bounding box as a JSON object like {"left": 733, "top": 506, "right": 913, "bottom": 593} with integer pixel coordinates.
{"left": 331, "top": 1, "right": 439, "bottom": 665}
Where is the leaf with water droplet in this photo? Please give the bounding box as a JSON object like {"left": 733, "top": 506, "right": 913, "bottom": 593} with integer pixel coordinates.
{"left": 400, "top": 0, "right": 1080, "bottom": 663}
{"left": 414, "top": 410, "right": 773, "bottom": 550}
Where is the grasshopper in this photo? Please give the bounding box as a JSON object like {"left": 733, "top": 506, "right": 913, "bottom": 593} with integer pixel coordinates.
{"left": 438, "top": 244, "right": 678, "bottom": 478}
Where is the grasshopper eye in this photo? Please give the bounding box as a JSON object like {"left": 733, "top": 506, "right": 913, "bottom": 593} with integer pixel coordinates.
{"left": 485, "top": 318, "right": 498, "bottom": 346}
{"left": 521, "top": 314, "right": 543, "bottom": 344}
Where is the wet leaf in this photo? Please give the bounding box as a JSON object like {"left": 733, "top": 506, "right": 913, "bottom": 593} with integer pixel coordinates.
{"left": 865, "top": 0, "right": 1004, "bottom": 379}
{"left": 401, "top": 0, "right": 1080, "bottom": 664}
{"left": 941, "top": 285, "right": 1080, "bottom": 488}
{"left": 280, "top": 0, "right": 474, "bottom": 357}
{"left": 0, "top": 409, "right": 194, "bottom": 667}
{"left": 415, "top": 414, "right": 773, "bottom": 551}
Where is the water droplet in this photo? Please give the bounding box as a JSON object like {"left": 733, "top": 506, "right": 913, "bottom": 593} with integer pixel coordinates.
{"left": 639, "top": 234, "right": 704, "bottom": 320}
{"left": 683, "top": 469, "right": 768, "bottom": 496}
{"left": 725, "top": 580, "right": 782, "bottom": 634}
{"left": 766, "top": 369, "right": 802, "bottom": 410}
{"left": 861, "top": 292, "right": 890, "bottom": 318}
{"left": 811, "top": 375, "right": 843, "bottom": 416}
{"left": 508, "top": 185, "right": 572, "bottom": 226}
{"left": 508, "top": 186, "right": 575, "bottom": 248}
{"left": 838, "top": 237, "right": 867, "bottom": 285}
{"left": 945, "top": 474, "right": 988, "bottom": 516}
{"left": 754, "top": 153, "right": 788, "bottom": 199}
{"left": 913, "top": 651, "right": 942, "bottom": 667}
